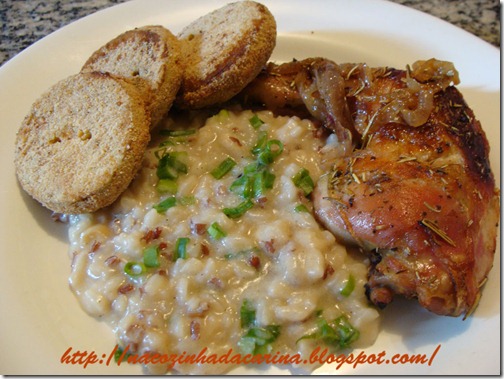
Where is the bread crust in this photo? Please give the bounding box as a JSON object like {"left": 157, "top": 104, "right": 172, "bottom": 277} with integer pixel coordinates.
{"left": 177, "top": 1, "right": 276, "bottom": 109}
{"left": 82, "top": 25, "right": 183, "bottom": 128}
{"left": 14, "top": 72, "right": 150, "bottom": 214}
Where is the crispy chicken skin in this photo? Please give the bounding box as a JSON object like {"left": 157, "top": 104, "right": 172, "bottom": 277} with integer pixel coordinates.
{"left": 240, "top": 58, "right": 500, "bottom": 317}
{"left": 314, "top": 85, "right": 499, "bottom": 316}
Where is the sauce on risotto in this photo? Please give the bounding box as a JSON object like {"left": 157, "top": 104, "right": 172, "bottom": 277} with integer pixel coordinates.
{"left": 67, "top": 109, "right": 379, "bottom": 374}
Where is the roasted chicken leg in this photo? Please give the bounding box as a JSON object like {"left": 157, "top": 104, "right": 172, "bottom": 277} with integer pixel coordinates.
{"left": 314, "top": 83, "right": 499, "bottom": 317}
{"left": 239, "top": 58, "right": 500, "bottom": 317}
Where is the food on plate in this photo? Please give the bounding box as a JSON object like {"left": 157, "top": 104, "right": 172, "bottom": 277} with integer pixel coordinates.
{"left": 240, "top": 57, "right": 500, "bottom": 317}
{"left": 176, "top": 1, "right": 276, "bottom": 109}
{"left": 315, "top": 63, "right": 500, "bottom": 317}
{"left": 68, "top": 109, "right": 379, "bottom": 375}
{"left": 240, "top": 58, "right": 355, "bottom": 151}
{"left": 12, "top": 0, "right": 500, "bottom": 375}
{"left": 14, "top": 72, "right": 150, "bottom": 214}
{"left": 13, "top": 1, "right": 277, "bottom": 216}
{"left": 82, "top": 25, "right": 183, "bottom": 128}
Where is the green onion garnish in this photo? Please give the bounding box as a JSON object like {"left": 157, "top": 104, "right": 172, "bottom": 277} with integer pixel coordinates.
{"left": 216, "top": 109, "right": 230, "bottom": 121}
{"left": 257, "top": 139, "right": 283, "bottom": 166}
{"left": 238, "top": 299, "right": 280, "bottom": 355}
{"left": 238, "top": 325, "right": 281, "bottom": 355}
{"left": 294, "top": 204, "right": 309, "bottom": 213}
{"left": 224, "top": 247, "right": 261, "bottom": 260}
{"left": 230, "top": 175, "right": 254, "bottom": 199}
{"left": 297, "top": 314, "right": 359, "bottom": 349}
{"left": 207, "top": 222, "right": 227, "bottom": 240}
{"left": 157, "top": 153, "right": 188, "bottom": 180}
{"left": 340, "top": 274, "right": 355, "bottom": 297}
{"left": 177, "top": 196, "right": 196, "bottom": 206}
{"left": 153, "top": 197, "right": 177, "bottom": 213}
{"left": 156, "top": 178, "right": 178, "bottom": 194}
{"left": 253, "top": 169, "right": 275, "bottom": 198}
{"left": 211, "top": 157, "right": 237, "bottom": 179}
{"left": 251, "top": 131, "right": 268, "bottom": 155}
{"left": 249, "top": 114, "right": 265, "bottom": 129}
{"left": 292, "top": 168, "right": 315, "bottom": 196}
{"left": 114, "top": 346, "right": 132, "bottom": 363}
{"left": 245, "top": 162, "right": 263, "bottom": 175}
{"left": 223, "top": 199, "right": 254, "bottom": 219}
{"left": 143, "top": 245, "right": 160, "bottom": 268}
{"left": 156, "top": 163, "right": 179, "bottom": 180}
{"left": 224, "top": 131, "right": 283, "bottom": 216}
{"left": 174, "top": 237, "right": 189, "bottom": 261}
{"left": 124, "top": 262, "right": 146, "bottom": 276}
{"left": 240, "top": 299, "right": 256, "bottom": 328}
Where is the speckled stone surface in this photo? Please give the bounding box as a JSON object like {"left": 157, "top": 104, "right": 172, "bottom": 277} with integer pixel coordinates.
{"left": 0, "top": 0, "right": 500, "bottom": 66}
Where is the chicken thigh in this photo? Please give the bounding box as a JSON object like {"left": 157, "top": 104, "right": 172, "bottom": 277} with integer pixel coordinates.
{"left": 240, "top": 58, "right": 500, "bottom": 317}
{"left": 314, "top": 83, "right": 499, "bottom": 317}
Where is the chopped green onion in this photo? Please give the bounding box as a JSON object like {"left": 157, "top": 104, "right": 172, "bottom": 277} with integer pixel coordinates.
{"left": 224, "top": 247, "right": 261, "bottom": 260}
{"left": 249, "top": 114, "right": 265, "bottom": 129}
{"left": 114, "top": 346, "right": 132, "bottom": 363}
{"left": 238, "top": 299, "right": 280, "bottom": 355}
{"left": 251, "top": 131, "right": 268, "bottom": 155}
{"left": 253, "top": 169, "right": 275, "bottom": 198}
{"left": 223, "top": 199, "right": 254, "bottom": 219}
{"left": 257, "top": 139, "right": 283, "bottom": 166}
{"left": 224, "top": 132, "right": 282, "bottom": 213}
{"left": 174, "top": 237, "right": 189, "bottom": 261}
{"left": 177, "top": 196, "right": 196, "bottom": 206}
{"left": 297, "top": 314, "right": 359, "bottom": 349}
{"left": 207, "top": 222, "right": 227, "bottom": 240}
{"left": 168, "top": 154, "right": 188, "bottom": 174}
{"left": 124, "top": 262, "right": 146, "bottom": 276}
{"left": 211, "top": 157, "right": 237, "bottom": 179}
{"left": 294, "top": 204, "right": 309, "bottom": 213}
{"left": 156, "top": 163, "right": 179, "bottom": 180}
{"left": 292, "top": 168, "right": 315, "bottom": 196}
{"left": 157, "top": 153, "right": 188, "bottom": 179}
{"left": 340, "top": 274, "right": 355, "bottom": 297}
{"left": 216, "top": 109, "right": 230, "bottom": 122}
{"left": 238, "top": 325, "right": 281, "bottom": 355}
{"left": 153, "top": 197, "right": 177, "bottom": 213}
{"left": 159, "top": 129, "right": 196, "bottom": 137}
{"left": 230, "top": 175, "right": 254, "bottom": 199}
{"left": 243, "top": 162, "right": 260, "bottom": 175}
{"left": 330, "top": 316, "right": 360, "bottom": 348}
{"left": 143, "top": 245, "right": 160, "bottom": 268}
{"left": 240, "top": 299, "right": 256, "bottom": 328}
{"left": 156, "top": 178, "right": 178, "bottom": 194}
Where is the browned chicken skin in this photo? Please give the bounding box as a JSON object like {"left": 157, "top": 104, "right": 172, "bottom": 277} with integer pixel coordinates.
{"left": 239, "top": 58, "right": 500, "bottom": 317}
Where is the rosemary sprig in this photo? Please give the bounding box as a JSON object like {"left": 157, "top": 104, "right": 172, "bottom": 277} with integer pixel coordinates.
{"left": 420, "top": 219, "right": 456, "bottom": 247}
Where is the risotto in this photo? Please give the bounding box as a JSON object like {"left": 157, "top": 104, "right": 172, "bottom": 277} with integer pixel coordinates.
{"left": 67, "top": 109, "right": 380, "bottom": 375}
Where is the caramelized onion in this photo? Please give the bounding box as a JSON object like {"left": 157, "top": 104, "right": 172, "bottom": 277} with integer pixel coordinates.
{"left": 296, "top": 58, "right": 354, "bottom": 154}
{"left": 344, "top": 59, "right": 459, "bottom": 133}
{"left": 410, "top": 58, "right": 460, "bottom": 88}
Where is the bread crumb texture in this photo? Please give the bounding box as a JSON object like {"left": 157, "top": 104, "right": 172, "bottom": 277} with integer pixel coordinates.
{"left": 177, "top": 1, "right": 276, "bottom": 109}
{"left": 14, "top": 72, "right": 150, "bottom": 214}
{"left": 82, "top": 25, "right": 183, "bottom": 127}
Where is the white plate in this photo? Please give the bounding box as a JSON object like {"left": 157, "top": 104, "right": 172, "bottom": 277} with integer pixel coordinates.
{"left": 0, "top": 0, "right": 500, "bottom": 375}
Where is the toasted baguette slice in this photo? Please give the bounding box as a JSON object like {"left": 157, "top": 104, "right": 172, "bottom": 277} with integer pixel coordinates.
{"left": 177, "top": 1, "right": 276, "bottom": 109}
{"left": 82, "top": 25, "right": 182, "bottom": 128}
{"left": 14, "top": 72, "right": 150, "bottom": 214}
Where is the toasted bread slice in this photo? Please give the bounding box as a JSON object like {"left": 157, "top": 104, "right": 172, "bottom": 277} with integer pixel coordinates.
{"left": 82, "top": 25, "right": 182, "bottom": 128}
{"left": 14, "top": 72, "right": 150, "bottom": 214}
{"left": 177, "top": 1, "right": 276, "bottom": 109}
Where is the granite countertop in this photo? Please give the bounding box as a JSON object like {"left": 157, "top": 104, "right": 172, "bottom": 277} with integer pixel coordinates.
{"left": 0, "top": 0, "right": 500, "bottom": 66}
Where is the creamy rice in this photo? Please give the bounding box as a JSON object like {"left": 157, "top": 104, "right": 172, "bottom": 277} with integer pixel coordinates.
{"left": 68, "top": 109, "right": 379, "bottom": 374}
